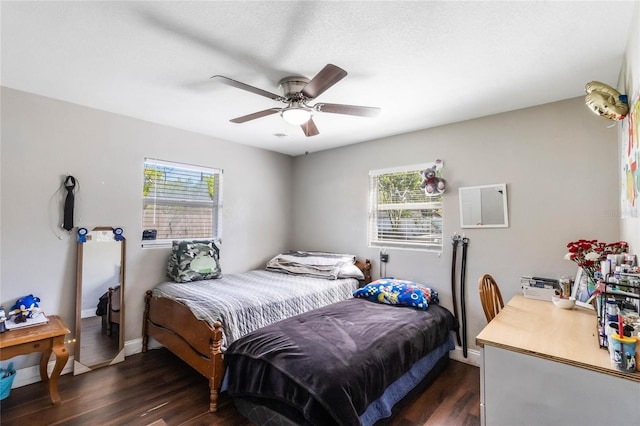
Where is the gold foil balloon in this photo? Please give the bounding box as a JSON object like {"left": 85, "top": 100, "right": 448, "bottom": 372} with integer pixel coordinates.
{"left": 585, "top": 81, "right": 629, "bottom": 121}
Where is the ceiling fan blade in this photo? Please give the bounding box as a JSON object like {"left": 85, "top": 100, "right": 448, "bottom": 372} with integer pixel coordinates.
{"left": 230, "top": 108, "right": 281, "bottom": 123}
{"left": 315, "top": 103, "right": 381, "bottom": 117}
{"left": 301, "top": 118, "right": 320, "bottom": 137}
{"left": 212, "top": 75, "right": 282, "bottom": 100}
{"left": 301, "top": 64, "right": 347, "bottom": 99}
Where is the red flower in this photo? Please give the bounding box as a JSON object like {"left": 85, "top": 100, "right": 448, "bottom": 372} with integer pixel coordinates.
{"left": 564, "top": 239, "right": 628, "bottom": 280}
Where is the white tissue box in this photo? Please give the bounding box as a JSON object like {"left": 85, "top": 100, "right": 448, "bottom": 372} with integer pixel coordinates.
{"left": 522, "top": 285, "right": 560, "bottom": 301}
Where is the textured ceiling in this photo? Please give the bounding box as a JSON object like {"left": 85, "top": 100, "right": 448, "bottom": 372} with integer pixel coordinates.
{"left": 1, "top": 1, "right": 636, "bottom": 156}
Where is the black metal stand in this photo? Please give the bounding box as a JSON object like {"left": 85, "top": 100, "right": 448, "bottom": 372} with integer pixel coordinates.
{"left": 460, "top": 236, "right": 469, "bottom": 358}
{"left": 450, "top": 234, "right": 462, "bottom": 346}
{"left": 597, "top": 273, "right": 640, "bottom": 349}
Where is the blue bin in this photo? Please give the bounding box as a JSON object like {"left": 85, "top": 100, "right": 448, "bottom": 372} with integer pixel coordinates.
{"left": 0, "top": 363, "right": 16, "bottom": 400}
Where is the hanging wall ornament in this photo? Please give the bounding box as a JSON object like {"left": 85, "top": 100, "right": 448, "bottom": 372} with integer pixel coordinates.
{"left": 77, "top": 227, "right": 88, "bottom": 243}
{"left": 585, "top": 81, "right": 629, "bottom": 121}
{"left": 62, "top": 175, "right": 77, "bottom": 231}
{"left": 113, "top": 227, "right": 124, "bottom": 241}
{"left": 419, "top": 159, "right": 446, "bottom": 196}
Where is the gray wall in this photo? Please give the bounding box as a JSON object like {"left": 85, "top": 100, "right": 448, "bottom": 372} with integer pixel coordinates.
{"left": 619, "top": 2, "right": 640, "bottom": 254}
{"left": 291, "top": 96, "right": 620, "bottom": 355}
{"left": 0, "top": 87, "right": 293, "bottom": 367}
{"left": 0, "top": 89, "right": 624, "bottom": 367}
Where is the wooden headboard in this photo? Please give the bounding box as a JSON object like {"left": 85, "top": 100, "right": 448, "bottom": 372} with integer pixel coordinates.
{"left": 356, "top": 259, "right": 372, "bottom": 286}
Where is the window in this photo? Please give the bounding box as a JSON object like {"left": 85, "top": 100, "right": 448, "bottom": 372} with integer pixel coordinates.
{"left": 142, "top": 158, "right": 222, "bottom": 247}
{"left": 368, "top": 163, "right": 443, "bottom": 251}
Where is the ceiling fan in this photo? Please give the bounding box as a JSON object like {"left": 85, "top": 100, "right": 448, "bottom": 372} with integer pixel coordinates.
{"left": 212, "top": 64, "right": 381, "bottom": 137}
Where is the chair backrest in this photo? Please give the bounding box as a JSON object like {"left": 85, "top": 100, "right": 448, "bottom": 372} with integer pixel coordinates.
{"left": 478, "top": 274, "right": 505, "bottom": 322}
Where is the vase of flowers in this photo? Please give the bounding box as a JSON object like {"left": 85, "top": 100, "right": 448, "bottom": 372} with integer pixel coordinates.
{"left": 564, "top": 239, "right": 628, "bottom": 304}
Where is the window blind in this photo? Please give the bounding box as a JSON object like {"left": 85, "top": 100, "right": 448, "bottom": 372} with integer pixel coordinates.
{"left": 142, "top": 158, "right": 222, "bottom": 247}
{"left": 368, "top": 164, "right": 443, "bottom": 251}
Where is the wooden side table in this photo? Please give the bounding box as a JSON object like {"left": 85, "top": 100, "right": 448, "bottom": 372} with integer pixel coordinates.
{"left": 0, "top": 315, "right": 70, "bottom": 404}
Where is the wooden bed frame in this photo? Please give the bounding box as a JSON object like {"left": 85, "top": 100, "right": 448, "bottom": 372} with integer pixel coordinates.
{"left": 142, "top": 259, "right": 372, "bottom": 412}
{"left": 106, "top": 286, "right": 121, "bottom": 337}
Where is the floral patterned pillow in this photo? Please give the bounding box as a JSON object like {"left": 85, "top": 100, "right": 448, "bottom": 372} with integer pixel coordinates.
{"left": 353, "top": 278, "right": 439, "bottom": 310}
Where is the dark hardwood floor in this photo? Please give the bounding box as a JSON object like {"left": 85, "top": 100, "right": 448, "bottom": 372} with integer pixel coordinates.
{"left": 78, "top": 316, "right": 121, "bottom": 367}
{"left": 0, "top": 349, "right": 480, "bottom": 426}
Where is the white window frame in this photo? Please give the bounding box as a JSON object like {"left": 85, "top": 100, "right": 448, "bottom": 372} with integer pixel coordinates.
{"left": 368, "top": 163, "right": 443, "bottom": 252}
{"left": 141, "top": 158, "right": 223, "bottom": 248}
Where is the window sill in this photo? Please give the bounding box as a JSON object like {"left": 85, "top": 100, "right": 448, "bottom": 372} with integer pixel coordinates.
{"left": 141, "top": 240, "right": 172, "bottom": 249}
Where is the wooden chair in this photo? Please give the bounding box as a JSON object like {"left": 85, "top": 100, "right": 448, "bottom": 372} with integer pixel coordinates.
{"left": 478, "top": 274, "right": 504, "bottom": 322}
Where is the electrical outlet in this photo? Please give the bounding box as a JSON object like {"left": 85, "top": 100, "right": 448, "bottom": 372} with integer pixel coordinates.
{"left": 380, "top": 253, "right": 389, "bottom": 263}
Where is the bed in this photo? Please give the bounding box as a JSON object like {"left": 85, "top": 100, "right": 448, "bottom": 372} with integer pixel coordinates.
{"left": 106, "top": 286, "right": 121, "bottom": 336}
{"left": 96, "top": 285, "right": 121, "bottom": 336}
{"left": 142, "top": 247, "right": 372, "bottom": 412}
{"left": 224, "top": 280, "right": 458, "bottom": 425}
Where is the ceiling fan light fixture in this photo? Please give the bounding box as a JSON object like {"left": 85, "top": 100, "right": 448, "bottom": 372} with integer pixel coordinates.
{"left": 281, "top": 107, "right": 312, "bottom": 125}
{"left": 218, "top": 64, "right": 380, "bottom": 137}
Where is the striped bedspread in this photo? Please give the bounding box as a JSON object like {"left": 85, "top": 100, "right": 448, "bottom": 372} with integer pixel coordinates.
{"left": 152, "top": 270, "right": 359, "bottom": 347}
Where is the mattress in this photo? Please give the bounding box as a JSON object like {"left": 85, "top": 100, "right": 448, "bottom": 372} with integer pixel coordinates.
{"left": 225, "top": 298, "right": 458, "bottom": 425}
{"left": 232, "top": 338, "right": 453, "bottom": 426}
{"left": 152, "top": 270, "right": 359, "bottom": 346}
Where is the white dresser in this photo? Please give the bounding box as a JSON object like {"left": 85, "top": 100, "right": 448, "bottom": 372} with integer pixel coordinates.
{"left": 476, "top": 295, "right": 640, "bottom": 426}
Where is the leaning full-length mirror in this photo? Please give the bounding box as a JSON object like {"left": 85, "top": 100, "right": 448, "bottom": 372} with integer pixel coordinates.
{"left": 74, "top": 226, "right": 126, "bottom": 374}
{"left": 459, "top": 183, "right": 509, "bottom": 228}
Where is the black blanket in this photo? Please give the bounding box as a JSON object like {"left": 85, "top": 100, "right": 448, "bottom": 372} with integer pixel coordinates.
{"left": 225, "top": 298, "right": 458, "bottom": 425}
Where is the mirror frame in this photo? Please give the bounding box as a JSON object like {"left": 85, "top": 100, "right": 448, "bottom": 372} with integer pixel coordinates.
{"left": 459, "top": 183, "right": 509, "bottom": 228}
{"left": 74, "top": 226, "right": 126, "bottom": 374}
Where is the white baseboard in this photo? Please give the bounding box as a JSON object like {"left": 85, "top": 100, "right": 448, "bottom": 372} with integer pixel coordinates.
{"left": 449, "top": 345, "right": 481, "bottom": 367}
{"left": 9, "top": 337, "right": 146, "bottom": 390}
{"left": 11, "top": 357, "right": 76, "bottom": 389}
{"left": 125, "top": 337, "right": 143, "bottom": 356}
{"left": 80, "top": 309, "right": 96, "bottom": 319}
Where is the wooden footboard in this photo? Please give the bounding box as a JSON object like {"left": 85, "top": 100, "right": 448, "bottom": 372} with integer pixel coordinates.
{"left": 143, "top": 290, "right": 225, "bottom": 412}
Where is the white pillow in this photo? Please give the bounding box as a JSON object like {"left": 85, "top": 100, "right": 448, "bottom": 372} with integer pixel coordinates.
{"left": 337, "top": 263, "right": 365, "bottom": 280}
